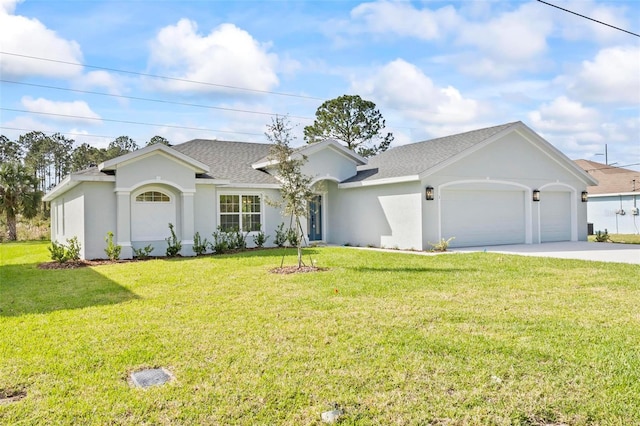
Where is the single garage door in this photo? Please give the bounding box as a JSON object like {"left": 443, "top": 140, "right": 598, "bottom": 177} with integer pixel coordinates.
{"left": 540, "top": 191, "right": 571, "bottom": 242}
{"left": 131, "top": 189, "right": 176, "bottom": 241}
{"left": 441, "top": 189, "right": 526, "bottom": 247}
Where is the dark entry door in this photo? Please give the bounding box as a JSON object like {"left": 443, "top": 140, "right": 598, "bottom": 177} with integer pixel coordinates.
{"left": 308, "top": 195, "right": 322, "bottom": 241}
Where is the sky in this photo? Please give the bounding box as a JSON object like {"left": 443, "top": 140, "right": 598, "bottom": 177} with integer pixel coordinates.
{"left": 1, "top": 0, "right": 639, "bottom": 170}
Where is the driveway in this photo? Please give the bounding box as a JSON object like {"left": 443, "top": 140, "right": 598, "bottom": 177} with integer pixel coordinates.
{"left": 452, "top": 241, "right": 640, "bottom": 264}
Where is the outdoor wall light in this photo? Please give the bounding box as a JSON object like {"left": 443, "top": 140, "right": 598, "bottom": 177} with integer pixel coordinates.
{"left": 425, "top": 186, "right": 434, "bottom": 201}
{"left": 532, "top": 189, "right": 540, "bottom": 202}
{"left": 581, "top": 191, "right": 588, "bottom": 202}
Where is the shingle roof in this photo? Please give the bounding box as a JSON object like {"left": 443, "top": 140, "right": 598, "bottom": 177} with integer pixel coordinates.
{"left": 574, "top": 159, "right": 640, "bottom": 194}
{"left": 342, "top": 121, "right": 519, "bottom": 183}
{"left": 172, "top": 139, "right": 279, "bottom": 185}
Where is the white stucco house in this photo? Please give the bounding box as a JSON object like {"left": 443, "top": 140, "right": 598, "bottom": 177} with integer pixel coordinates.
{"left": 575, "top": 159, "right": 640, "bottom": 235}
{"left": 44, "top": 121, "right": 597, "bottom": 259}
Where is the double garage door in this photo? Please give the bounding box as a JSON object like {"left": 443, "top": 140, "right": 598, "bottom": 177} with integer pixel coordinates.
{"left": 441, "top": 188, "right": 572, "bottom": 248}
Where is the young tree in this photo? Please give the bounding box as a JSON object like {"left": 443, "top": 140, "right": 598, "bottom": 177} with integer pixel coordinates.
{"left": 146, "top": 135, "right": 171, "bottom": 146}
{"left": 303, "top": 94, "right": 394, "bottom": 157}
{"left": 266, "top": 116, "right": 315, "bottom": 268}
{"left": 0, "top": 162, "right": 42, "bottom": 241}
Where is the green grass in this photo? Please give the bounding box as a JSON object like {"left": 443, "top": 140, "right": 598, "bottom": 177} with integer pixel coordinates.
{"left": 1, "top": 242, "right": 639, "bottom": 425}
{"left": 588, "top": 233, "right": 640, "bottom": 244}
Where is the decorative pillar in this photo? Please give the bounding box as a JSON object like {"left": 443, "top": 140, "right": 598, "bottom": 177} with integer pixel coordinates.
{"left": 181, "top": 192, "right": 195, "bottom": 256}
{"left": 116, "top": 191, "right": 133, "bottom": 259}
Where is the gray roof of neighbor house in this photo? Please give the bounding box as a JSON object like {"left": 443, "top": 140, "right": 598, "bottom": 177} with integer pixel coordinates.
{"left": 574, "top": 159, "right": 640, "bottom": 194}
{"left": 172, "top": 139, "right": 279, "bottom": 185}
{"left": 342, "top": 121, "right": 519, "bottom": 183}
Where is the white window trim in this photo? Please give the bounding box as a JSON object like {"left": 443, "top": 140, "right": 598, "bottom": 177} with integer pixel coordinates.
{"left": 217, "top": 191, "right": 265, "bottom": 234}
{"left": 133, "top": 187, "right": 174, "bottom": 204}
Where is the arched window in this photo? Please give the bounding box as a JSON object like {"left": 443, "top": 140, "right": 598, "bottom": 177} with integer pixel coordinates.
{"left": 135, "top": 191, "right": 170, "bottom": 202}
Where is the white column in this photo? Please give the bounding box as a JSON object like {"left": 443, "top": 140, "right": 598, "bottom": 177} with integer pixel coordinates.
{"left": 181, "top": 192, "right": 195, "bottom": 256}
{"left": 116, "top": 191, "right": 133, "bottom": 259}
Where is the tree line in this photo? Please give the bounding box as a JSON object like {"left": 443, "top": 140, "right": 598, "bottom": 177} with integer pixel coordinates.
{"left": 0, "top": 133, "right": 170, "bottom": 240}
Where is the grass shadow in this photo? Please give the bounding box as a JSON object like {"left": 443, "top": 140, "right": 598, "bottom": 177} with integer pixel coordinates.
{"left": 0, "top": 263, "right": 139, "bottom": 317}
{"left": 184, "top": 247, "right": 322, "bottom": 260}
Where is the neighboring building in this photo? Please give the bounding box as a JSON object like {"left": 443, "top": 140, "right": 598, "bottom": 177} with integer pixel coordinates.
{"left": 44, "top": 121, "right": 597, "bottom": 259}
{"left": 575, "top": 159, "right": 640, "bottom": 235}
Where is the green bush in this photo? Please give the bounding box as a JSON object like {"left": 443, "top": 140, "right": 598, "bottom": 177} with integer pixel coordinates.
{"left": 252, "top": 227, "right": 269, "bottom": 248}
{"left": 594, "top": 229, "right": 611, "bottom": 243}
{"left": 66, "top": 237, "right": 81, "bottom": 261}
{"left": 286, "top": 227, "right": 299, "bottom": 247}
{"left": 48, "top": 240, "right": 68, "bottom": 263}
{"left": 133, "top": 244, "right": 154, "bottom": 260}
{"left": 104, "top": 231, "right": 121, "bottom": 261}
{"left": 211, "top": 227, "right": 230, "bottom": 254}
{"left": 273, "top": 223, "right": 287, "bottom": 247}
{"left": 166, "top": 223, "right": 182, "bottom": 257}
{"left": 429, "top": 236, "right": 455, "bottom": 252}
{"left": 192, "top": 232, "right": 209, "bottom": 256}
{"left": 210, "top": 226, "right": 247, "bottom": 254}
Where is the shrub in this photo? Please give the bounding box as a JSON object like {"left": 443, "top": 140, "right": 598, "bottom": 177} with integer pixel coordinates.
{"left": 66, "top": 237, "right": 81, "bottom": 261}
{"left": 104, "top": 231, "right": 121, "bottom": 261}
{"left": 594, "top": 229, "right": 611, "bottom": 243}
{"left": 229, "top": 228, "right": 248, "bottom": 251}
{"left": 166, "top": 223, "right": 182, "bottom": 257}
{"left": 192, "top": 232, "right": 209, "bottom": 256}
{"left": 133, "top": 244, "right": 154, "bottom": 260}
{"left": 211, "top": 227, "right": 231, "bottom": 254}
{"left": 252, "top": 228, "right": 269, "bottom": 248}
{"left": 273, "top": 223, "right": 287, "bottom": 247}
{"left": 430, "top": 236, "right": 455, "bottom": 252}
{"left": 286, "top": 227, "right": 299, "bottom": 248}
{"left": 48, "top": 240, "right": 68, "bottom": 263}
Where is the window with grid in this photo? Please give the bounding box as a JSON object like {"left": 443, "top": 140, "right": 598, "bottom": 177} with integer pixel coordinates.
{"left": 135, "top": 191, "right": 170, "bottom": 202}
{"left": 219, "top": 194, "right": 261, "bottom": 232}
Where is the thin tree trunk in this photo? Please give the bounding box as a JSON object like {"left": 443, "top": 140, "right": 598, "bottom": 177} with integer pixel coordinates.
{"left": 6, "top": 211, "right": 17, "bottom": 241}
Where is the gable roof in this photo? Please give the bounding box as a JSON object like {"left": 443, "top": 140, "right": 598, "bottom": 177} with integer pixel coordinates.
{"left": 341, "top": 121, "right": 597, "bottom": 187}
{"left": 575, "top": 159, "right": 640, "bottom": 195}
{"left": 172, "top": 139, "right": 279, "bottom": 185}
{"left": 99, "top": 143, "right": 209, "bottom": 173}
{"left": 251, "top": 138, "right": 367, "bottom": 170}
{"left": 342, "top": 122, "right": 518, "bottom": 184}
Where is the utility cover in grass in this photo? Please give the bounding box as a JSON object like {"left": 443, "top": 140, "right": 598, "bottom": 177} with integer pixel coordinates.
{"left": 130, "top": 368, "right": 172, "bottom": 388}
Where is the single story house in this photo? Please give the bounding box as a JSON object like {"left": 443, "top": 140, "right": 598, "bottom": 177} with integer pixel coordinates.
{"left": 44, "top": 121, "right": 597, "bottom": 259}
{"left": 575, "top": 159, "right": 640, "bottom": 235}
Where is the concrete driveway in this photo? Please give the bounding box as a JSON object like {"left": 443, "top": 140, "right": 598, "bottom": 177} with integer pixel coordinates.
{"left": 453, "top": 241, "right": 640, "bottom": 264}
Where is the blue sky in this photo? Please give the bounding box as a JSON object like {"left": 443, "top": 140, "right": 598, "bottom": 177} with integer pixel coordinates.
{"left": 1, "top": 0, "right": 639, "bottom": 169}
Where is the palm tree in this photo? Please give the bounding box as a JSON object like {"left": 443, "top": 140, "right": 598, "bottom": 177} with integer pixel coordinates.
{"left": 0, "top": 162, "right": 42, "bottom": 241}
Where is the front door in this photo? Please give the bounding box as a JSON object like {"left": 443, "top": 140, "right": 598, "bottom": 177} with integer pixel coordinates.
{"left": 308, "top": 195, "right": 322, "bottom": 241}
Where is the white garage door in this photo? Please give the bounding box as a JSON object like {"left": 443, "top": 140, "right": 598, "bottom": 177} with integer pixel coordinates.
{"left": 540, "top": 191, "right": 571, "bottom": 242}
{"left": 441, "top": 189, "right": 526, "bottom": 247}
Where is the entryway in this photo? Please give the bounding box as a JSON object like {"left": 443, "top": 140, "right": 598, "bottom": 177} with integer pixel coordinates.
{"left": 308, "top": 195, "right": 323, "bottom": 241}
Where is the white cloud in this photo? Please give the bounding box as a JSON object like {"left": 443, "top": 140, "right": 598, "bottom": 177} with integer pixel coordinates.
{"left": 0, "top": 1, "right": 83, "bottom": 78}
{"left": 75, "top": 70, "right": 125, "bottom": 96}
{"left": 529, "top": 96, "right": 600, "bottom": 132}
{"left": 565, "top": 46, "right": 640, "bottom": 105}
{"left": 351, "top": 59, "right": 480, "bottom": 125}
{"left": 556, "top": 0, "right": 632, "bottom": 44}
{"left": 148, "top": 19, "right": 279, "bottom": 94}
{"left": 350, "top": 1, "right": 459, "bottom": 40}
{"left": 21, "top": 97, "right": 101, "bottom": 123}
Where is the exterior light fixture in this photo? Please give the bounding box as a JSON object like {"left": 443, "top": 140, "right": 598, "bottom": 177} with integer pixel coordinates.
{"left": 425, "top": 186, "right": 434, "bottom": 201}
{"left": 532, "top": 189, "right": 540, "bottom": 202}
{"left": 581, "top": 191, "right": 588, "bottom": 202}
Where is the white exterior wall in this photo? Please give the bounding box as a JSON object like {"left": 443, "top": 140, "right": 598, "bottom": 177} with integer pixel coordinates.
{"left": 50, "top": 184, "right": 85, "bottom": 257}
{"left": 83, "top": 182, "right": 117, "bottom": 259}
{"left": 588, "top": 194, "right": 640, "bottom": 235}
{"left": 302, "top": 148, "right": 358, "bottom": 183}
{"left": 421, "top": 131, "right": 590, "bottom": 246}
{"left": 330, "top": 181, "right": 423, "bottom": 249}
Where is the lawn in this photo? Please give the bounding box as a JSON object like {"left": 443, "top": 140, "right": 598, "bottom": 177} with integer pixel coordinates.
{"left": 1, "top": 242, "right": 639, "bottom": 425}
{"left": 587, "top": 233, "right": 640, "bottom": 244}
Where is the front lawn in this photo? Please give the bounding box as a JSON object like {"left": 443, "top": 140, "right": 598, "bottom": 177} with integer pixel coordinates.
{"left": 1, "top": 242, "right": 639, "bottom": 425}
{"left": 588, "top": 233, "right": 640, "bottom": 244}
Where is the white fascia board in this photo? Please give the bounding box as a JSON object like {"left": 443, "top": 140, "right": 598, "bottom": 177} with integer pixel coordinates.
{"left": 252, "top": 159, "right": 277, "bottom": 170}
{"left": 297, "top": 139, "right": 368, "bottom": 165}
{"left": 195, "top": 178, "right": 232, "bottom": 185}
{"left": 338, "top": 175, "right": 419, "bottom": 189}
{"left": 99, "top": 144, "right": 210, "bottom": 173}
{"left": 42, "top": 173, "right": 115, "bottom": 201}
{"left": 216, "top": 183, "right": 281, "bottom": 189}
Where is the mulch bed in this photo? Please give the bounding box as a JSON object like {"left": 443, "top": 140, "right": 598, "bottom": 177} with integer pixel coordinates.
{"left": 38, "top": 259, "right": 139, "bottom": 270}
{"left": 270, "top": 266, "right": 327, "bottom": 274}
